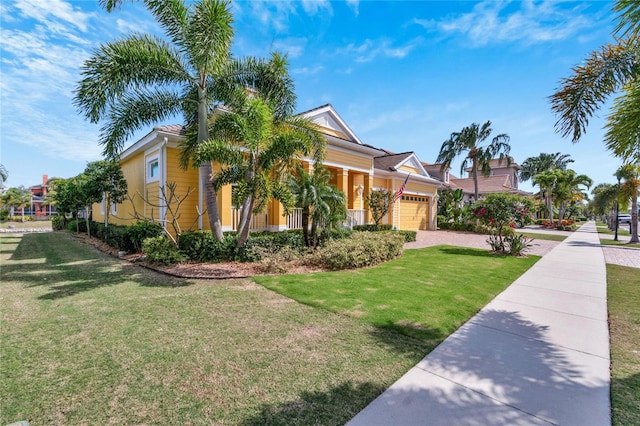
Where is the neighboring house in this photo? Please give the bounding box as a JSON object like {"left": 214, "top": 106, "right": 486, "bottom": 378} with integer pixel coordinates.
{"left": 424, "top": 157, "right": 531, "bottom": 202}
{"left": 91, "top": 104, "right": 443, "bottom": 234}
{"left": 30, "top": 174, "right": 55, "bottom": 216}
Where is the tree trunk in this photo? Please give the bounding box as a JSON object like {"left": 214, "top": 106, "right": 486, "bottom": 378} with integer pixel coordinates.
{"left": 630, "top": 194, "right": 639, "bottom": 243}
{"left": 236, "top": 196, "right": 255, "bottom": 248}
{"left": 472, "top": 160, "right": 479, "bottom": 202}
{"left": 302, "top": 207, "right": 311, "bottom": 247}
{"left": 197, "top": 84, "right": 224, "bottom": 241}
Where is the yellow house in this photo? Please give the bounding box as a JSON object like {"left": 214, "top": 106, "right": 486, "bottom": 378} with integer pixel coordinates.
{"left": 93, "top": 104, "right": 442, "bottom": 233}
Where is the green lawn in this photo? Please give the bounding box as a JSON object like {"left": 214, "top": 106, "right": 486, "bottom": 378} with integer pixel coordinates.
{"left": 1, "top": 232, "right": 430, "bottom": 425}
{"left": 255, "top": 246, "right": 539, "bottom": 346}
{"left": 516, "top": 231, "right": 567, "bottom": 242}
{"left": 608, "top": 264, "right": 640, "bottom": 426}
{"left": 0, "top": 220, "right": 52, "bottom": 229}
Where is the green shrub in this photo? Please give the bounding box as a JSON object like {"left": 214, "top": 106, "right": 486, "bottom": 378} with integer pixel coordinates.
{"left": 125, "top": 221, "right": 164, "bottom": 253}
{"left": 178, "top": 231, "right": 239, "bottom": 262}
{"left": 51, "top": 215, "right": 66, "bottom": 230}
{"left": 142, "top": 236, "right": 185, "bottom": 265}
{"left": 0, "top": 210, "right": 8, "bottom": 221}
{"left": 505, "top": 234, "right": 534, "bottom": 256}
{"left": 352, "top": 224, "right": 393, "bottom": 232}
{"left": 67, "top": 219, "right": 88, "bottom": 232}
{"left": 392, "top": 230, "right": 417, "bottom": 242}
{"left": 309, "top": 232, "right": 404, "bottom": 270}
{"left": 253, "top": 246, "right": 301, "bottom": 274}
{"left": 238, "top": 230, "right": 305, "bottom": 262}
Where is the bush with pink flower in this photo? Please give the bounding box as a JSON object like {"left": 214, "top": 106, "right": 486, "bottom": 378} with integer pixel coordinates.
{"left": 471, "top": 193, "right": 535, "bottom": 255}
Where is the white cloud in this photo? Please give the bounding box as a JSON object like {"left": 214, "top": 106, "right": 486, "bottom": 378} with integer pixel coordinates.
{"left": 346, "top": 0, "right": 359, "bottom": 17}
{"left": 273, "top": 38, "right": 308, "bottom": 58}
{"left": 292, "top": 65, "right": 324, "bottom": 75}
{"left": 301, "top": 0, "right": 332, "bottom": 16}
{"left": 14, "top": 0, "right": 93, "bottom": 32}
{"left": 417, "top": 0, "right": 596, "bottom": 47}
{"left": 339, "top": 37, "right": 422, "bottom": 63}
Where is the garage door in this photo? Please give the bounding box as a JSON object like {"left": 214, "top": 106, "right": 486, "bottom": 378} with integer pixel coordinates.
{"left": 399, "top": 195, "right": 429, "bottom": 230}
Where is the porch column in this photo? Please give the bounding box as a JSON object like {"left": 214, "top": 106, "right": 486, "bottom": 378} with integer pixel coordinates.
{"left": 336, "top": 168, "right": 349, "bottom": 203}
{"left": 364, "top": 173, "right": 373, "bottom": 224}
{"left": 268, "top": 201, "right": 288, "bottom": 231}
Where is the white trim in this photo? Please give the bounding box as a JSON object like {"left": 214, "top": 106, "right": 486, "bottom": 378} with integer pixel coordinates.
{"left": 147, "top": 157, "right": 160, "bottom": 183}
{"left": 299, "top": 104, "right": 364, "bottom": 145}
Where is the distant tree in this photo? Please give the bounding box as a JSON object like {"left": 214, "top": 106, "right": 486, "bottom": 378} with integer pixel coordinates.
{"left": 533, "top": 170, "right": 559, "bottom": 221}
{"left": 590, "top": 183, "right": 618, "bottom": 217}
{"left": 1, "top": 187, "right": 31, "bottom": 221}
{"left": 550, "top": 0, "right": 640, "bottom": 162}
{"left": 519, "top": 152, "right": 574, "bottom": 182}
{"left": 83, "top": 160, "right": 128, "bottom": 226}
{"left": 0, "top": 164, "right": 7, "bottom": 186}
{"left": 553, "top": 170, "right": 592, "bottom": 221}
{"left": 437, "top": 188, "right": 465, "bottom": 223}
{"left": 616, "top": 163, "right": 639, "bottom": 243}
{"left": 367, "top": 190, "right": 394, "bottom": 226}
{"left": 52, "top": 177, "right": 87, "bottom": 232}
{"left": 437, "top": 121, "right": 511, "bottom": 201}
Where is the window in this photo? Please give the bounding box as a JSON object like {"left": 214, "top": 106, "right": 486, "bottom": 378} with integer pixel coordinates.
{"left": 147, "top": 158, "right": 159, "bottom": 182}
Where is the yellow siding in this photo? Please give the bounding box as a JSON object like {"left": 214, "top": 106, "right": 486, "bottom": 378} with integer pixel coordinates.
{"left": 320, "top": 127, "right": 348, "bottom": 140}
{"left": 165, "top": 147, "right": 201, "bottom": 233}
{"left": 145, "top": 181, "right": 160, "bottom": 222}
{"left": 399, "top": 165, "right": 420, "bottom": 174}
{"left": 325, "top": 147, "right": 371, "bottom": 170}
{"left": 373, "top": 177, "right": 390, "bottom": 190}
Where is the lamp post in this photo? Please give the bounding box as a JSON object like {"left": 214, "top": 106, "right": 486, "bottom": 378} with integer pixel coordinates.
{"left": 614, "top": 176, "right": 621, "bottom": 241}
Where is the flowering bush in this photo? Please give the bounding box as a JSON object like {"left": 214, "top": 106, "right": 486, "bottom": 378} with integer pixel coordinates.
{"left": 471, "top": 193, "right": 535, "bottom": 255}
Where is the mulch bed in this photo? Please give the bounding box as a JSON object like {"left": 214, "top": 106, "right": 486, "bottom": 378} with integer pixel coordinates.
{"left": 70, "top": 232, "right": 324, "bottom": 279}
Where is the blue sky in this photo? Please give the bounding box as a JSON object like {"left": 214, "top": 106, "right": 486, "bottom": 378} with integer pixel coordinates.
{"left": 0, "top": 0, "right": 622, "bottom": 193}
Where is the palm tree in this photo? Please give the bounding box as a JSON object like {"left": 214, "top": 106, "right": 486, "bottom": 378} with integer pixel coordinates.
{"left": 194, "top": 95, "right": 325, "bottom": 247}
{"left": 590, "top": 183, "right": 618, "bottom": 219}
{"left": 519, "top": 152, "right": 574, "bottom": 182}
{"left": 549, "top": 0, "right": 640, "bottom": 163}
{"left": 75, "top": 0, "right": 279, "bottom": 241}
{"left": 553, "top": 170, "right": 593, "bottom": 221}
{"left": 617, "top": 163, "right": 639, "bottom": 243}
{"left": 437, "top": 121, "right": 511, "bottom": 201}
{"left": 533, "top": 170, "right": 559, "bottom": 222}
{"left": 2, "top": 187, "right": 31, "bottom": 221}
{"left": 0, "top": 164, "right": 7, "bottom": 186}
{"left": 287, "top": 164, "right": 346, "bottom": 247}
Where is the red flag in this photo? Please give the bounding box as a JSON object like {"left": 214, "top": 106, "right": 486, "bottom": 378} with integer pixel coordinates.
{"left": 393, "top": 174, "right": 410, "bottom": 202}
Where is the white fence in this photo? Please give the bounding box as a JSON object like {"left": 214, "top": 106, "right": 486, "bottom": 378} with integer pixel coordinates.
{"left": 231, "top": 208, "right": 268, "bottom": 231}
{"left": 287, "top": 208, "right": 303, "bottom": 229}
{"left": 346, "top": 209, "right": 366, "bottom": 227}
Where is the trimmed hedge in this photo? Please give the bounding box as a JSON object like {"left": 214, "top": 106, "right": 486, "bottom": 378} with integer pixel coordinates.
{"left": 308, "top": 232, "right": 404, "bottom": 270}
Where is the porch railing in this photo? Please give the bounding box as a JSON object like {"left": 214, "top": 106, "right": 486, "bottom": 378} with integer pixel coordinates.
{"left": 287, "top": 208, "right": 303, "bottom": 229}
{"left": 346, "top": 209, "right": 366, "bottom": 228}
{"left": 231, "top": 208, "right": 268, "bottom": 231}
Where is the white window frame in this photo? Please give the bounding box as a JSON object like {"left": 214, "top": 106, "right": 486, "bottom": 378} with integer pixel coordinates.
{"left": 147, "top": 156, "right": 160, "bottom": 183}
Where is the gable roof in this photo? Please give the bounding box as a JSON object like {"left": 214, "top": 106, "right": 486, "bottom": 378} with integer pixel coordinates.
{"left": 298, "top": 104, "right": 363, "bottom": 145}
{"left": 450, "top": 174, "right": 531, "bottom": 196}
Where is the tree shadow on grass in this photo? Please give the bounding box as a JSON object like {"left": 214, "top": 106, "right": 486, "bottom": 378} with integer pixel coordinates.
{"left": 611, "top": 372, "right": 640, "bottom": 425}
{"left": 240, "top": 381, "right": 388, "bottom": 426}
{"left": 1, "top": 232, "right": 192, "bottom": 300}
{"left": 348, "top": 309, "right": 611, "bottom": 426}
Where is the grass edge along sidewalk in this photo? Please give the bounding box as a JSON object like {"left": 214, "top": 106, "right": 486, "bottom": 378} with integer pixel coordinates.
{"left": 1, "top": 232, "right": 536, "bottom": 425}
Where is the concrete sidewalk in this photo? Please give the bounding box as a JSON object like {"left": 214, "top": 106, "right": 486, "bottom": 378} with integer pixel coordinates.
{"left": 347, "top": 221, "right": 610, "bottom": 426}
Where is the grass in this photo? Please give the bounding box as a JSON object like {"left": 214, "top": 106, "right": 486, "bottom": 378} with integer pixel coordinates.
{"left": 255, "top": 246, "right": 539, "bottom": 345}
{"left": 595, "top": 221, "right": 640, "bottom": 247}
{"left": 516, "top": 231, "right": 567, "bottom": 242}
{"left": 0, "top": 220, "right": 52, "bottom": 229}
{"left": 1, "top": 232, "right": 431, "bottom": 425}
{"left": 608, "top": 264, "right": 640, "bottom": 426}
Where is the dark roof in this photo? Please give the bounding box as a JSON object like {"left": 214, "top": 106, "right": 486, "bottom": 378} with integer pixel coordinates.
{"left": 374, "top": 152, "right": 414, "bottom": 171}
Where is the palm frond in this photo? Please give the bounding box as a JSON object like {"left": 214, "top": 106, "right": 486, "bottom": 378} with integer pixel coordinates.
{"left": 550, "top": 40, "right": 639, "bottom": 142}
{"left": 185, "top": 0, "right": 233, "bottom": 76}
{"left": 74, "top": 34, "right": 189, "bottom": 123}
{"left": 604, "top": 82, "right": 640, "bottom": 162}
{"left": 144, "top": 0, "right": 189, "bottom": 47}
{"left": 100, "top": 88, "right": 184, "bottom": 158}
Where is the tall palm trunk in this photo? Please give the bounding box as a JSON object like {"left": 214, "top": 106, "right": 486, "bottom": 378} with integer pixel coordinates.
{"left": 471, "top": 157, "right": 479, "bottom": 201}
{"left": 197, "top": 84, "right": 224, "bottom": 241}
{"left": 631, "top": 194, "right": 639, "bottom": 243}
{"left": 236, "top": 195, "right": 255, "bottom": 247}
